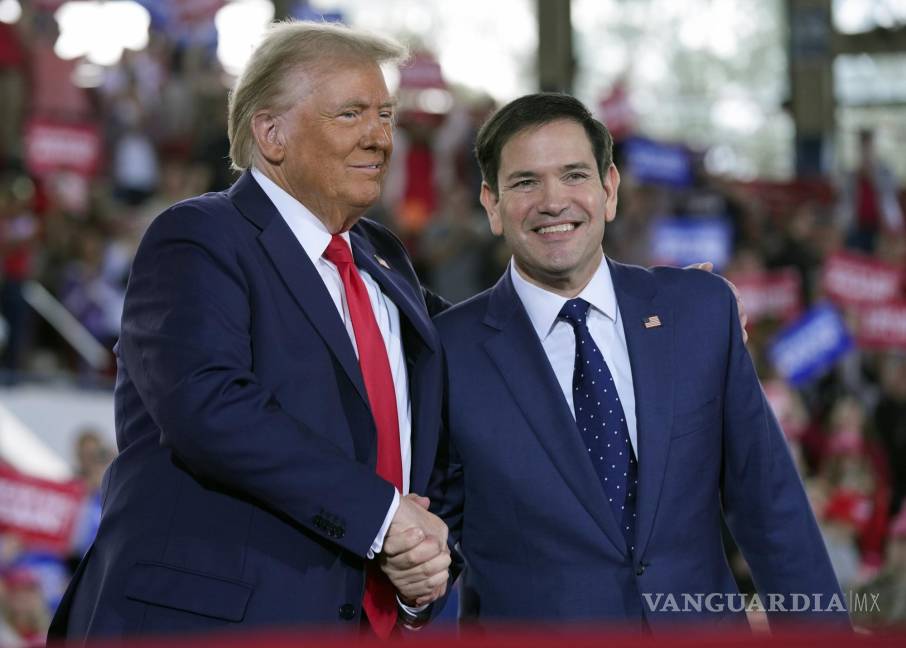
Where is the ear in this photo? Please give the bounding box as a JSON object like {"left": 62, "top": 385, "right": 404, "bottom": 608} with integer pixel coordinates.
{"left": 480, "top": 182, "right": 503, "bottom": 236}
{"left": 602, "top": 163, "right": 621, "bottom": 223}
{"left": 251, "top": 110, "right": 285, "bottom": 165}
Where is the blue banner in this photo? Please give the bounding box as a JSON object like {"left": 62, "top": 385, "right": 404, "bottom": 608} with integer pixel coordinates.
{"left": 650, "top": 216, "right": 733, "bottom": 270}
{"left": 623, "top": 137, "right": 693, "bottom": 187}
{"left": 768, "top": 303, "right": 853, "bottom": 387}
{"left": 291, "top": 3, "right": 344, "bottom": 23}
{"left": 134, "top": 0, "right": 221, "bottom": 46}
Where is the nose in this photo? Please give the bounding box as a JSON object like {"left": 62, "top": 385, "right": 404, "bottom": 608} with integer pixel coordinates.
{"left": 538, "top": 180, "right": 569, "bottom": 217}
{"left": 359, "top": 113, "right": 392, "bottom": 151}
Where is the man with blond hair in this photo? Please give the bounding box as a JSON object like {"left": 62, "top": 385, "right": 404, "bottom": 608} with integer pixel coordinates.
{"left": 50, "top": 21, "right": 450, "bottom": 640}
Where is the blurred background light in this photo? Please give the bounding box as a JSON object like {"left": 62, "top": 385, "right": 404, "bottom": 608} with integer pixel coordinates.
{"left": 54, "top": 0, "right": 150, "bottom": 65}
{"left": 0, "top": 0, "right": 21, "bottom": 24}
{"left": 215, "top": 0, "right": 275, "bottom": 76}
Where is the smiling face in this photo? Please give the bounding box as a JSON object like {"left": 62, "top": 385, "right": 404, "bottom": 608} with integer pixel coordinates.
{"left": 481, "top": 119, "right": 620, "bottom": 296}
{"left": 254, "top": 58, "right": 395, "bottom": 232}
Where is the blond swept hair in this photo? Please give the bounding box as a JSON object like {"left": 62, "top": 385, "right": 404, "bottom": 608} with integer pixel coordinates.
{"left": 227, "top": 20, "right": 408, "bottom": 171}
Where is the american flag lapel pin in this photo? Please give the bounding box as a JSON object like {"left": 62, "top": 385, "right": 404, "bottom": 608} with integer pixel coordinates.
{"left": 374, "top": 254, "right": 391, "bottom": 270}
{"left": 643, "top": 315, "right": 662, "bottom": 329}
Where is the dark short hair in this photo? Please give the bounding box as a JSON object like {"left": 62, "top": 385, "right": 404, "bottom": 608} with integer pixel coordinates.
{"left": 475, "top": 93, "right": 613, "bottom": 196}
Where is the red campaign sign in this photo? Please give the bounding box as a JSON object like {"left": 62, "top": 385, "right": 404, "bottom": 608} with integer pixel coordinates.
{"left": 730, "top": 179, "right": 835, "bottom": 217}
{"left": 0, "top": 464, "right": 85, "bottom": 554}
{"left": 856, "top": 301, "right": 906, "bottom": 350}
{"left": 24, "top": 120, "right": 102, "bottom": 178}
{"left": 726, "top": 269, "right": 802, "bottom": 324}
{"left": 821, "top": 250, "right": 903, "bottom": 306}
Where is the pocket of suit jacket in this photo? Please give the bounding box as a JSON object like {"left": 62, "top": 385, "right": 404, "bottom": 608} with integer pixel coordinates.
{"left": 125, "top": 561, "right": 253, "bottom": 622}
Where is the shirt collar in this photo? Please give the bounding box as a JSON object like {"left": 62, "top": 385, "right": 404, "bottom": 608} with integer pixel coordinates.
{"left": 509, "top": 255, "right": 617, "bottom": 341}
{"left": 251, "top": 167, "right": 350, "bottom": 265}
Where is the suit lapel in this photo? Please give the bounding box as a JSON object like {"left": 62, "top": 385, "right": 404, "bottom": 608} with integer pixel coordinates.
{"left": 349, "top": 231, "right": 437, "bottom": 354}
{"left": 482, "top": 272, "right": 628, "bottom": 555}
{"left": 229, "top": 172, "right": 368, "bottom": 406}
{"left": 229, "top": 172, "right": 440, "bottom": 490}
{"left": 610, "top": 260, "right": 675, "bottom": 560}
{"left": 350, "top": 230, "right": 440, "bottom": 492}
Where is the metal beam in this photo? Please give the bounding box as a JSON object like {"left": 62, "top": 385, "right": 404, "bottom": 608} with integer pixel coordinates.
{"left": 537, "top": 0, "right": 574, "bottom": 93}
{"left": 833, "top": 26, "right": 906, "bottom": 55}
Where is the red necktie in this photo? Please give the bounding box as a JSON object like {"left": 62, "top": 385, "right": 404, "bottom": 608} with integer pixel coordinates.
{"left": 323, "top": 234, "right": 402, "bottom": 639}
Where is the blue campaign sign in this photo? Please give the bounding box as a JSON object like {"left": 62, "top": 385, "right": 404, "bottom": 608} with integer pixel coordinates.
{"left": 623, "top": 136, "right": 693, "bottom": 187}
{"left": 650, "top": 216, "right": 733, "bottom": 270}
{"left": 135, "top": 0, "right": 221, "bottom": 46}
{"left": 768, "top": 303, "right": 853, "bottom": 387}
{"left": 291, "top": 3, "right": 344, "bottom": 23}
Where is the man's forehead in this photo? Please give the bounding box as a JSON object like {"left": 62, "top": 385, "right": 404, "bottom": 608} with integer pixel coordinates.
{"left": 500, "top": 121, "right": 596, "bottom": 171}
{"left": 287, "top": 59, "right": 392, "bottom": 104}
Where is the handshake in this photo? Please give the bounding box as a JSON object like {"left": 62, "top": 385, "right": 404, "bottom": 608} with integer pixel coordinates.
{"left": 380, "top": 493, "right": 451, "bottom": 608}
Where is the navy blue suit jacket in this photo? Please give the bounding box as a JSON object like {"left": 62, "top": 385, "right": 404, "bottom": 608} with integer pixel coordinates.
{"left": 429, "top": 260, "right": 847, "bottom": 630}
{"left": 50, "top": 172, "right": 444, "bottom": 638}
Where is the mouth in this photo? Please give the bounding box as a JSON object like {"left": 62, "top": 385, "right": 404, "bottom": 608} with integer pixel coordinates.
{"left": 350, "top": 163, "right": 384, "bottom": 173}
{"left": 532, "top": 221, "right": 582, "bottom": 236}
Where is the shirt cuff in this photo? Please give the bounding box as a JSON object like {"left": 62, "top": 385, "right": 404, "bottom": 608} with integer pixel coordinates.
{"left": 398, "top": 597, "right": 431, "bottom": 616}
{"left": 397, "top": 596, "right": 432, "bottom": 630}
{"left": 368, "top": 488, "right": 400, "bottom": 559}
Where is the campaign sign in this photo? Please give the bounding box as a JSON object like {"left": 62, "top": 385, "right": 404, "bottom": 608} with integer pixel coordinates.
{"left": 623, "top": 137, "right": 693, "bottom": 188}
{"left": 768, "top": 303, "right": 853, "bottom": 387}
{"left": 731, "top": 178, "right": 834, "bottom": 217}
{"left": 727, "top": 269, "right": 802, "bottom": 324}
{"left": 291, "top": 3, "right": 344, "bottom": 23}
{"left": 24, "top": 120, "right": 102, "bottom": 178}
{"left": 0, "top": 465, "right": 85, "bottom": 555}
{"left": 856, "top": 301, "right": 906, "bottom": 350}
{"left": 136, "top": 0, "right": 223, "bottom": 45}
{"left": 822, "top": 250, "right": 903, "bottom": 306}
{"left": 650, "top": 216, "right": 733, "bottom": 270}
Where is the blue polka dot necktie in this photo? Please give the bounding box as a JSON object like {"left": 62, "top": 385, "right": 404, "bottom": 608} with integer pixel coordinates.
{"left": 559, "top": 298, "right": 638, "bottom": 554}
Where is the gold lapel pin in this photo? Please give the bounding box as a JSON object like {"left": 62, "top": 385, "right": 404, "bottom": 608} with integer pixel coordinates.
{"left": 643, "top": 315, "right": 662, "bottom": 329}
{"left": 374, "top": 254, "right": 391, "bottom": 270}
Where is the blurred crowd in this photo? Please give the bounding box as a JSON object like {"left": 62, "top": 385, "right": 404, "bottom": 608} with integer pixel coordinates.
{"left": 0, "top": 5, "right": 905, "bottom": 644}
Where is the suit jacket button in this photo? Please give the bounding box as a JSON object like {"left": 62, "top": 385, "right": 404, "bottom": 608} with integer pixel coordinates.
{"left": 339, "top": 604, "right": 357, "bottom": 620}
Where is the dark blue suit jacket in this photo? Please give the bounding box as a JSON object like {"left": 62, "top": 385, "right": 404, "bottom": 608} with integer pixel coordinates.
{"left": 429, "top": 260, "right": 847, "bottom": 629}
{"left": 50, "top": 172, "right": 444, "bottom": 638}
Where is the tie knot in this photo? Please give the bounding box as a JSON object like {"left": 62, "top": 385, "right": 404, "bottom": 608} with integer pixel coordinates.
{"left": 558, "top": 298, "right": 591, "bottom": 328}
{"left": 323, "top": 234, "right": 354, "bottom": 266}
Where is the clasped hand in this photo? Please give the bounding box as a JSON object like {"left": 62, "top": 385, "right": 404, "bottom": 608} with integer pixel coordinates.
{"left": 380, "top": 493, "right": 451, "bottom": 607}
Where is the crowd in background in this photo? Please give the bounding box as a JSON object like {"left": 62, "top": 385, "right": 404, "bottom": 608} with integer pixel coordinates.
{"left": 0, "top": 7, "right": 905, "bottom": 645}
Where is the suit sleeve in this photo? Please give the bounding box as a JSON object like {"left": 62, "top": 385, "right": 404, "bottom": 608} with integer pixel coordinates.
{"left": 118, "top": 204, "right": 395, "bottom": 558}
{"left": 718, "top": 283, "right": 850, "bottom": 626}
{"left": 419, "top": 348, "right": 465, "bottom": 621}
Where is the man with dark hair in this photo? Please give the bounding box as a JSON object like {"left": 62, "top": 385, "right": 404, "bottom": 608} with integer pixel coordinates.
{"left": 391, "top": 93, "right": 848, "bottom": 630}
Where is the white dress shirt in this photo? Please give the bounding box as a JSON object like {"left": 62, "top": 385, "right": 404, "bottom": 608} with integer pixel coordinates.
{"left": 251, "top": 168, "right": 407, "bottom": 554}
{"left": 509, "top": 256, "right": 639, "bottom": 456}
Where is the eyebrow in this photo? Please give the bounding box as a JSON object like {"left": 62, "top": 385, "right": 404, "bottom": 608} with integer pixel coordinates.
{"left": 335, "top": 98, "right": 398, "bottom": 111}
{"left": 562, "top": 162, "right": 594, "bottom": 172}
{"left": 503, "top": 161, "right": 594, "bottom": 183}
